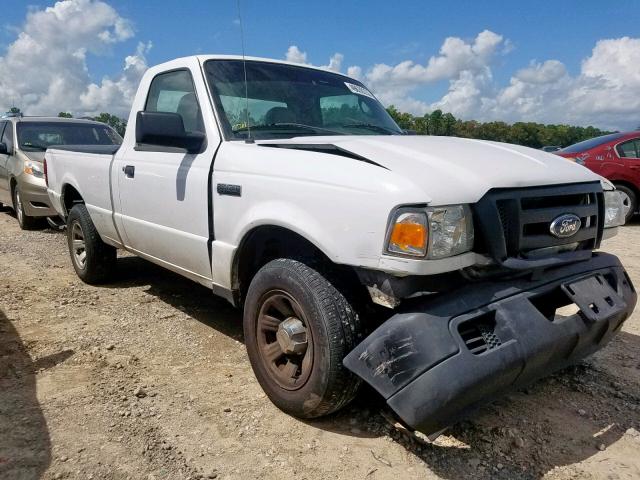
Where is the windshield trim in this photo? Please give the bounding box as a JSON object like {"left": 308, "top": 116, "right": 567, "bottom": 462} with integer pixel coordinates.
{"left": 203, "top": 59, "right": 401, "bottom": 142}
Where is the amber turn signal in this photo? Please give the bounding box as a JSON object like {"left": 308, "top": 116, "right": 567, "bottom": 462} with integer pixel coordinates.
{"left": 387, "top": 212, "right": 428, "bottom": 256}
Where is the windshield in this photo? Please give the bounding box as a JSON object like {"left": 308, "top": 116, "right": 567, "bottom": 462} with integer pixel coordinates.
{"left": 559, "top": 133, "right": 625, "bottom": 154}
{"left": 204, "top": 60, "right": 403, "bottom": 140}
{"left": 17, "top": 122, "right": 122, "bottom": 151}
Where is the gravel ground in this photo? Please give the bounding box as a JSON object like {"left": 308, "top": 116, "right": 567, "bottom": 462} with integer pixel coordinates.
{"left": 1, "top": 207, "right": 639, "bottom": 480}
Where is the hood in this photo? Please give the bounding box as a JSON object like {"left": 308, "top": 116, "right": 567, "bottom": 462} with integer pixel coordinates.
{"left": 258, "top": 135, "right": 599, "bottom": 204}
{"left": 22, "top": 151, "right": 46, "bottom": 163}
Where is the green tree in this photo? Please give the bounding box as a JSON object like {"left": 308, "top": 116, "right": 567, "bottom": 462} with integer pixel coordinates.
{"left": 92, "top": 113, "right": 127, "bottom": 137}
{"left": 9, "top": 107, "right": 21, "bottom": 114}
{"left": 383, "top": 105, "right": 612, "bottom": 148}
{"left": 58, "top": 112, "right": 73, "bottom": 118}
{"left": 428, "top": 109, "right": 444, "bottom": 135}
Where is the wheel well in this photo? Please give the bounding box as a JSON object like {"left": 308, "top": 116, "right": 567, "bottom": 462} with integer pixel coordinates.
{"left": 9, "top": 177, "right": 17, "bottom": 206}
{"left": 612, "top": 180, "right": 639, "bottom": 198}
{"left": 62, "top": 185, "right": 84, "bottom": 216}
{"left": 232, "top": 225, "right": 360, "bottom": 306}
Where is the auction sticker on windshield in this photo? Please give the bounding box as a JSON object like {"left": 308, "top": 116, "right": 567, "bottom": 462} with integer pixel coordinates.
{"left": 345, "top": 82, "right": 375, "bottom": 99}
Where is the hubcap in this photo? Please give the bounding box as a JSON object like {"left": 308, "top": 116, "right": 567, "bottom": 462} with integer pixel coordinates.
{"left": 15, "top": 191, "right": 23, "bottom": 225}
{"left": 71, "top": 222, "right": 87, "bottom": 269}
{"left": 620, "top": 191, "right": 632, "bottom": 217}
{"left": 257, "top": 291, "right": 313, "bottom": 390}
{"left": 276, "top": 317, "right": 308, "bottom": 355}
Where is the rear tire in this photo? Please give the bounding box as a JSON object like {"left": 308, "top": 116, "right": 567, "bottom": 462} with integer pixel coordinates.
{"left": 615, "top": 184, "right": 637, "bottom": 223}
{"left": 67, "top": 204, "right": 116, "bottom": 284}
{"left": 13, "top": 187, "right": 39, "bottom": 230}
{"left": 243, "top": 258, "right": 363, "bottom": 418}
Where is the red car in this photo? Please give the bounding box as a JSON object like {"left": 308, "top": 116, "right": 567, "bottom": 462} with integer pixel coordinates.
{"left": 557, "top": 131, "right": 640, "bottom": 222}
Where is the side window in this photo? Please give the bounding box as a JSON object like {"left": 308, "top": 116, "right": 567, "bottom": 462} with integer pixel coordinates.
{"left": 1, "top": 121, "right": 14, "bottom": 153}
{"left": 145, "top": 70, "right": 204, "bottom": 134}
{"left": 616, "top": 139, "right": 640, "bottom": 159}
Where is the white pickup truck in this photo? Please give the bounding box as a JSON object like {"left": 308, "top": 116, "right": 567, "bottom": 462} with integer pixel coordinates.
{"left": 46, "top": 55, "right": 636, "bottom": 436}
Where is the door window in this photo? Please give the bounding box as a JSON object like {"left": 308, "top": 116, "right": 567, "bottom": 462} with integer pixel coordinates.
{"left": 616, "top": 139, "right": 640, "bottom": 159}
{"left": 1, "top": 121, "right": 14, "bottom": 153}
{"left": 145, "top": 70, "right": 204, "bottom": 134}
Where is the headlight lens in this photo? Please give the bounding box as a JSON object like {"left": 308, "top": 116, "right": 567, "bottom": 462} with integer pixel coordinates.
{"left": 604, "top": 190, "right": 626, "bottom": 228}
{"left": 24, "top": 161, "right": 44, "bottom": 178}
{"left": 387, "top": 210, "right": 428, "bottom": 256}
{"left": 426, "top": 204, "right": 474, "bottom": 259}
{"left": 385, "top": 204, "right": 474, "bottom": 259}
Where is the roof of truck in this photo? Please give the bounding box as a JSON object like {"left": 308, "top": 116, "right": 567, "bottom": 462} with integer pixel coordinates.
{"left": 167, "top": 54, "right": 351, "bottom": 77}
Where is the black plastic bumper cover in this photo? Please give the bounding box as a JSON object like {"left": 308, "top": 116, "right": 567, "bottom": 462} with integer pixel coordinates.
{"left": 344, "top": 253, "right": 637, "bottom": 435}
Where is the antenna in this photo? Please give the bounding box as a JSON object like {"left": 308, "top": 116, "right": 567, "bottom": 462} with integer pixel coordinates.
{"left": 236, "top": 0, "right": 253, "bottom": 143}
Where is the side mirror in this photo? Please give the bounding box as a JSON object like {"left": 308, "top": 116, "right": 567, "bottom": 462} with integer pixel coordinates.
{"left": 135, "top": 111, "right": 205, "bottom": 153}
{"left": 0, "top": 142, "right": 8, "bottom": 155}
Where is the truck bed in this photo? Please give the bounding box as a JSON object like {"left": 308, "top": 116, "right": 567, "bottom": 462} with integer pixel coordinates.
{"left": 47, "top": 144, "right": 121, "bottom": 155}
{"left": 46, "top": 146, "right": 120, "bottom": 246}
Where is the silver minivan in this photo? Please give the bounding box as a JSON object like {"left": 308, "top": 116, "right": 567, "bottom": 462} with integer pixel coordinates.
{"left": 0, "top": 117, "right": 121, "bottom": 229}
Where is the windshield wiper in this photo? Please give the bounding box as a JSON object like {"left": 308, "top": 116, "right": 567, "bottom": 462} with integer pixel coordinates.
{"left": 340, "top": 123, "right": 401, "bottom": 135}
{"left": 233, "top": 123, "right": 343, "bottom": 136}
{"left": 20, "top": 143, "right": 48, "bottom": 151}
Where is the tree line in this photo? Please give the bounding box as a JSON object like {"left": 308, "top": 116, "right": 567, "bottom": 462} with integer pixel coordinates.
{"left": 6, "top": 105, "right": 614, "bottom": 149}
{"left": 58, "top": 112, "right": 127, "bottom": 137}
{"left": 386, "top": 106, "right": 613, "bottom": 149}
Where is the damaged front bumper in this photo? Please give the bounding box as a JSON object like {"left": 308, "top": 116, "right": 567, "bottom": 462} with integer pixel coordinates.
{"left": 344, "top": 253, "right": 636, "bottom": 436}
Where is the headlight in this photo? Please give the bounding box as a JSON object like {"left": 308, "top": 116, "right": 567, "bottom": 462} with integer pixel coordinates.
{"left": 426, "top": 204, "right": 474, "bottom": 259}
{"left": 604, "top": 190, "right": 625, "bottom": 228}
{"left": 385, "top": 204, "right": 474, "bottom": 259}
{"left": 24, "top": 161, "right": 44, "bottom": 178}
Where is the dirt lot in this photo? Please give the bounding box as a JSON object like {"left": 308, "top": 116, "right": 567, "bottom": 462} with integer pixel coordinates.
{"left": 1, "top": 208, "right": 639, "bottom": 480}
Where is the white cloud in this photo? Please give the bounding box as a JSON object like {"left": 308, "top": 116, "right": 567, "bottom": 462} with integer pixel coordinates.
{"left": 283, "top": 46, "right": 346, "bottom": 73}
{"left": 285, "top": 45, "right": 307, "bottom": 64}
{"left": 477, "top": 37, "right": 640, "bottom": 129}
{"left": 354, "top": 30, "right": 506, "bottom": 115}
{"left": 287, "top": 33, "right": 640, "bottom": 130}
{"left": 0, "top": 0, "right": 148, "bottom": 118}
{"left": 321, "top": 53, "right": 343, "bottom": 72}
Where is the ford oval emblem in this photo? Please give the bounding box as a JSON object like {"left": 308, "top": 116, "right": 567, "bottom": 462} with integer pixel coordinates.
{"left": 549, "top": 214, "right": 581, "bottom": 238}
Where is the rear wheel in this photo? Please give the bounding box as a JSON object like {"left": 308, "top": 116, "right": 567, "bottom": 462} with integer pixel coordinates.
{"left": 67, "top": 204, "right": 116, "bottom": 284}
{"left": 13, "top": 187, "right": 39, "bottom": 230}
{"left": 243, "top": 258, "right": 363, "bottom": 418}
{"left": 615, "top": 184, "right": 637, "bottom": 223}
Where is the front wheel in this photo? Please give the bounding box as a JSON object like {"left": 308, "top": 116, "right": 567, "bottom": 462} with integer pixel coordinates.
{"left": 243, "top": 258, "right": 363, "bottom": 418}
{"left": 13, "top": 188, "right": 39, "bottom": 230}
{"left": 615, "top": 184, "right": 637, "bottom": 223}
{"left": 67, "top": 204, "right": 116, "bottom": 284}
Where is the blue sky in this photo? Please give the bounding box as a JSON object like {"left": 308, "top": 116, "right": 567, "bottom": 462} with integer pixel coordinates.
{"left": 1, "top": 0, "right": 640, "bottom": 129}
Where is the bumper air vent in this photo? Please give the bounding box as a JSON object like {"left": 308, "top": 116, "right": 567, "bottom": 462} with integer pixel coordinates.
{"left": 458, "top": 311, "right": 502, "bottom": 355}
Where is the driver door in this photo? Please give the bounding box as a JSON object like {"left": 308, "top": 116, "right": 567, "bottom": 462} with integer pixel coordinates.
{"left": 114, "top": 67, "right": 219, "bottom": 285}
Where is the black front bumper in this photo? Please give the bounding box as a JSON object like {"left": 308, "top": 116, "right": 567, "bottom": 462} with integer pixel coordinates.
{"left": 344, "top": 253, "right": 636, "bottom": 436}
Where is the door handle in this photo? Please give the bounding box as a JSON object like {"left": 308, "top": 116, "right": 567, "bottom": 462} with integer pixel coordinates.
{"left": 123, "top": 165, "right": 135, "bottom": 178}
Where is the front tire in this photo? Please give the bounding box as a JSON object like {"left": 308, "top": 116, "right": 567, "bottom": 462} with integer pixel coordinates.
{"left": 615, "top": 184, "right": 637, "bottom": 223}
{"left": 67, "top": 204, "right": 116, "bottom": 284}
{"left": 243, "top": 258, "right": 363, "bottom": 418}
{"left": 13, "top": 187, "right": 39, "bottom": 230}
